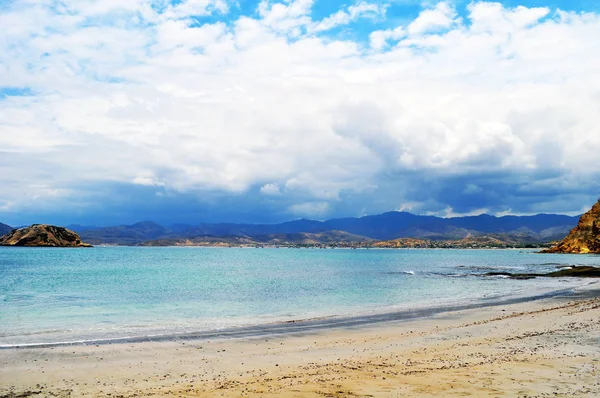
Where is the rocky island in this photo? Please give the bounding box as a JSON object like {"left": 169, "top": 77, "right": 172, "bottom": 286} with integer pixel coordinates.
{"left": 543, "top": 199, "right": 600, "bottom": 254}
{"left": 0, "top": 224, "right": 92, "bottom": 247}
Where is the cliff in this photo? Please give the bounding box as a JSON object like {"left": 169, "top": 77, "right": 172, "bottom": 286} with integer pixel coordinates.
{"left": 0, "top": 224, "right": 92, "bottom": 247}
{"left": 543, "top": 200, "right": 600, "bottom": 254}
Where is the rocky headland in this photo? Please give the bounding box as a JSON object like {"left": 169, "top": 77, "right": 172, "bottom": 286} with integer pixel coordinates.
{"left": 0, "top": 224, "right": 92, "bottom": 247}
{"left": 543, "top": 199, "right": 600, "bottom": 254}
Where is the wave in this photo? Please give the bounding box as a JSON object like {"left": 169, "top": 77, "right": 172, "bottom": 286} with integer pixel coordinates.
{"left": 458, "top": 265, "right": 525, "bottom": 271}
{"left": 383, "top": 271, "right": 415, "bottom": 275}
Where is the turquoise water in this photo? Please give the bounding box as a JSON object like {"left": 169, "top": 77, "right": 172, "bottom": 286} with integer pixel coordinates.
{"left": 1, "top": 247, "right": 598, "bottom": 346}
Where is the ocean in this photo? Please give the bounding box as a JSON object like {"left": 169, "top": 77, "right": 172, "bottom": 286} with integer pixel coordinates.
{"left": 1, "top": 247, "right": 598, "bottom": 347}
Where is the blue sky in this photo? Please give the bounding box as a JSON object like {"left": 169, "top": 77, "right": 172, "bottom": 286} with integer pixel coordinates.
{"left": 1, "top": 0, "right": 600, "bottom": 226}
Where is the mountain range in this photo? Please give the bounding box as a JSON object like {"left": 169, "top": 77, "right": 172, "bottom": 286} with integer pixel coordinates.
{"left": 45, "top": 211, "right": 582, "bottom": 246}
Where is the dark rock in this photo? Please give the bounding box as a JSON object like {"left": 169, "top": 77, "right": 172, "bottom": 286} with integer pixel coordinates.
{"left": 483, "top": 266, "right": 600, "bottom": 279}
{"left": 483, "top": 272, "right": 542, "bottom": 280}
{"left": 546, "top": 266, "right": 600, "bottom": 277}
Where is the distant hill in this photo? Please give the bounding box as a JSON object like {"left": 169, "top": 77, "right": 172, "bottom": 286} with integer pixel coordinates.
{"left": 140, "top": 230, "right": 373, "bottom": 247}
{"left": 544, "top": 200, "right": 600, "bottom": 254}
{"left": 73, "top": 211, "right": 580, "bottom": 246}
{"left": 375, "top": 235, "right": 550, "bottom": 249}
{"left": 0, "top": 224, "right": 92, "bottom": 247}
{"left": 75, "top": 221, "right": 172, "bottom": 245}
{"left": 321, "top": 212, "right": 578, "bottom": 240}
{"left": 0, "top": 222, "right": 12, "bottom": 236}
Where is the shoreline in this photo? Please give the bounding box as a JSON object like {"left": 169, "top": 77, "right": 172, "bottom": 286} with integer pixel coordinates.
{"left": 1, "top": 283, "right": 599, "bottom": 397}
{"left": 1, "top": 245, "right": 552, "bottom": 249}
{"left": 2, "top": 282, "right": 596, "bottom": 350}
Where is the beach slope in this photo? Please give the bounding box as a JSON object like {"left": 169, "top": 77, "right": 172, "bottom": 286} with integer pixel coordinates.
{"left": 1, "top": 286, "right": 599, "bottom": 397}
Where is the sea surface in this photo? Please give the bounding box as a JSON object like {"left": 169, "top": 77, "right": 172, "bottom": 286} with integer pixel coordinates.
{"left": 1, "top": 247, "right": 598, "bottom": 347}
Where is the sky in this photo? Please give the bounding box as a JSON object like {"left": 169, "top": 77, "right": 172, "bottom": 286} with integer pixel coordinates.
{"left": 1, "top": 0, "right": 600, "bottom": 226}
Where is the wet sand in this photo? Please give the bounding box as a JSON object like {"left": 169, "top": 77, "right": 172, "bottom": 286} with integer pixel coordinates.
{"left": 1, "top": 284, "right": 599, "bottom": 397}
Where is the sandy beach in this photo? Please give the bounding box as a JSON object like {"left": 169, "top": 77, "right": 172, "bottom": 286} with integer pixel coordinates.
{"left": 1, "top": 283, "right": 599, "bottom": 397}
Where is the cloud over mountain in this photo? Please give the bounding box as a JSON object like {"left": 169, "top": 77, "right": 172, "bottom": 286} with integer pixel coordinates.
{"left": 1, "top": 0, "right": 599, "bottom": 225}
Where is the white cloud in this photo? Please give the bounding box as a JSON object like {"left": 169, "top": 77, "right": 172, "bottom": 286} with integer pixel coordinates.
{"left": 311, "top": 2, "right": 387, "bottom": 33}
{"left": 509, "top": 6, "right": 550, "bottom": 28}
{"left": 258, "top": 0, "right": 314, "bottom": 35}
{"left": 430, "top": 207, "right": 490, "bottom": 218}
{"left": 260, "top": 183, "right": 281, "bottom": 195}
{"left": 133, "top": 175, "right": 165, "bottom": 186}
{"left": 1, "top": 1, "right": 600, "bottom": 218}
{"left": 369, "top": 25, "right": 405, "bottom": 49}
{"left": 467, "top": 2, "right": 550, "bottom": 33}
{"left": 167, "top": 0, "right": 229, "bottom": 18}
{"left": 407, "top": 1, "right": 457, "bottom": 35}
{"left": 397, "top": 202, "right": 419, "bottom": 212}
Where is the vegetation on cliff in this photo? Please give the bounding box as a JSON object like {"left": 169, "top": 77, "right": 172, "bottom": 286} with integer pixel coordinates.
{"left": 543, "top": 200, "right": 600, "bottom": 254}
{"left": 0, "top": 224, "right": 92, "bottom": 247}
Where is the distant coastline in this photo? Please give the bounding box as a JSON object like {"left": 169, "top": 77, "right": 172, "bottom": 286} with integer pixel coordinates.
{"left": 4, "top": 210, "right": 576, "bottom": 247}
{"left": 135, "top": 239, "right": 554, "bottom": 249}
{"left": 0, "top": 210, "right": 591, "bottom": 251}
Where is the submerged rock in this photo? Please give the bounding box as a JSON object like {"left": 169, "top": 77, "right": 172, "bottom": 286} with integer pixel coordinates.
{"left": 543, "top": 200, "right": 600, "bottom": 254}
{"left": 546, "top": 266, "right": 600, "bottom": 277}
{"left": 0, "top": 224, "right": 92, "bottom": 247}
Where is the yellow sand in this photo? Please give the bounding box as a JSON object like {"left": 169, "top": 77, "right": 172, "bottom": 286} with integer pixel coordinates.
{"left": 1, "top": 286, "right": 599, "bottom": 397}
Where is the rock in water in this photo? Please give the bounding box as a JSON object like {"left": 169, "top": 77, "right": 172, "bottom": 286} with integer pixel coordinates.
{"left": 0, "top": 224, "right": 93, "bottom": 247}
{"left": 543, "top": 200, "right": 600, "bottom": 254}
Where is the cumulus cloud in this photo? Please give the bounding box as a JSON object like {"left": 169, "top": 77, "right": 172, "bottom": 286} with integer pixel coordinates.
{"left": 1, "top": 0, "right": 600, "bottom": 224}
{"left": 311, "top": 2, "right": 388, "bottom": 32}
{"left": 467, "top": 2, "right": 550, "bottom": 32}
{"left": 260, "top": 183, "right": 282, "bottom": 195}
{"left": 407, "top": 1, "right": 458, "bottom": 35}
{"left": 258, "top": 0, "right": 314, "bottom": 35}
{"left": 369, "top": 25, "right": 405, "bottom": 49}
